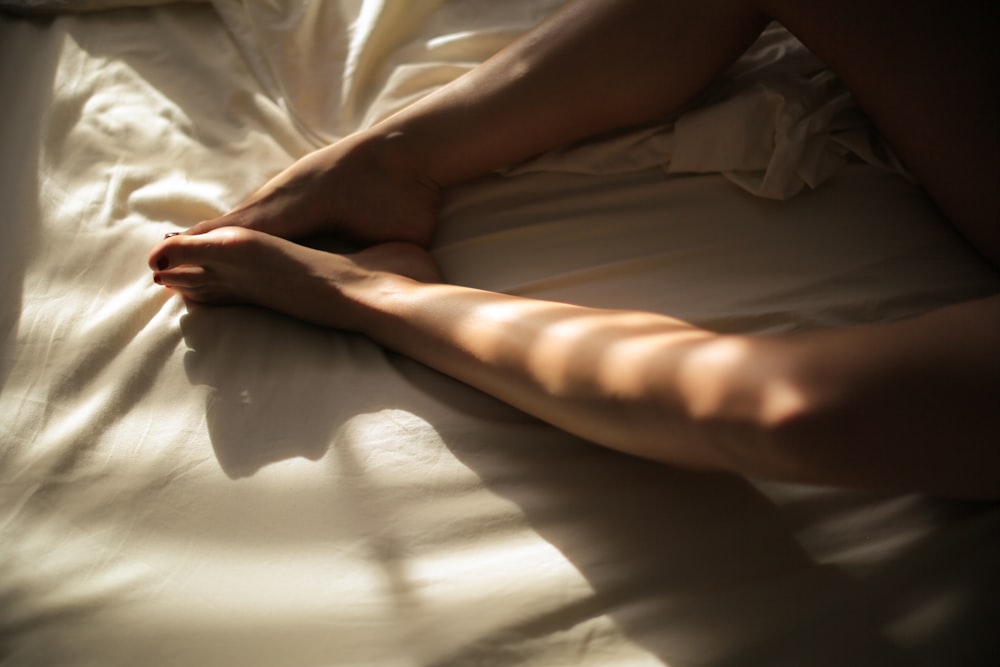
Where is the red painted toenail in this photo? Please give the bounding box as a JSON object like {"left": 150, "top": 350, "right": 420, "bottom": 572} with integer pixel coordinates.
{"left": 153, "top": 275, "right": 162, "bottom": 285}
{"left": 164, "top": 232, "right": 180, "bottom": 238}
{"left": 156, "top": 257, "right": 169, "bottom": 270}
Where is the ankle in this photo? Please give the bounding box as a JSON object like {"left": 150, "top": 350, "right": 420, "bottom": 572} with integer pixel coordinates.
{"left": 353, "top": 128, "right": 442, "bottom": 194}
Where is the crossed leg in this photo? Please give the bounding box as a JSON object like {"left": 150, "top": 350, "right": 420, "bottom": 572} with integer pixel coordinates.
{"left": 150, "top": 0, "right": 998, "bottom": 311}
{"left": 764, "top": 0, "right": 999, "bottom": 265}
{"left": 151, "top": 228, "right": 439, "bottom": 329}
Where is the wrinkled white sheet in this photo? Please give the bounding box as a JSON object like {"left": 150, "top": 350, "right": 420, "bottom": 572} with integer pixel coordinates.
{"left": 2, "top": 2, "right": 1000, "bottom": 666}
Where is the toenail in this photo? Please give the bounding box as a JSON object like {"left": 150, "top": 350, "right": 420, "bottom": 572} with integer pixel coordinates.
{"left": 153, "top": 275, "right": 162, "bottom": 285}
{"left": 156, "top": 257, "right": 169, "bottom": 270}
{"left": 164, "top": 232, "right": 180, "bottom": 238}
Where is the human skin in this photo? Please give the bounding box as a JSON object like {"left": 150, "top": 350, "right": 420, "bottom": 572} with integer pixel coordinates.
{"left": 149, "top": 0, "right": 1000, "bottom": 497}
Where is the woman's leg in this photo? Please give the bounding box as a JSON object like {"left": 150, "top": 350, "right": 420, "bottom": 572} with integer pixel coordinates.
{"left": 148, "top": 1, "right": 1000, "bottom": 496}
{"left": 179, "top": 0, "right": 770, "bottom": 246}
{"left": 765, "top": 0, "right": 1000, "bottom": 266}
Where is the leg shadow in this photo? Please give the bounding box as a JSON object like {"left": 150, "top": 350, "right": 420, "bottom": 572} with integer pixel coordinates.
{"left": 391, "top": 356, "right": 923, "bottom": 667}
{"left": 179, "top": 305, "right": 386, "bottom": 478}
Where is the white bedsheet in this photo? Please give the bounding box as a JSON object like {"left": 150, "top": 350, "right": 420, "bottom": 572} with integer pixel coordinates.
{"left": 2, "top": 2, "right": 999, "bottom": 666}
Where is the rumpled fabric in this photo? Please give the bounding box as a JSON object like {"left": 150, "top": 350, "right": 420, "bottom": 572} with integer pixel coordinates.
{"left": 505, "top": 23, "right": 909, "bottom": 199}
{"left": 5, "top": 0, "right": 907, "bottom": 199}
{"left": 0, "top": 0, "right": 204, "bottom": 12}
{"left": 2, "top": 3, "right": 1000, "bottom": 667}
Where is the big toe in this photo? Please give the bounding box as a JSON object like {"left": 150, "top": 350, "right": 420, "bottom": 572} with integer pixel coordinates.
{"left": 149, "top": 227, "right": 246, "bottom": 271}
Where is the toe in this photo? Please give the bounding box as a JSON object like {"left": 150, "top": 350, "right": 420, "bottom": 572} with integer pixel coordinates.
{"left": 154, "top": 264, "right": 208, "bottom": 288}
{"left": 147, "top": 240, "right": 171, "bottom": 271}
{"left": 149, "top": 227, "right": 252, "bottom": 272}
{"left": 148, "top": 235, "right": 189, "bottom": 271}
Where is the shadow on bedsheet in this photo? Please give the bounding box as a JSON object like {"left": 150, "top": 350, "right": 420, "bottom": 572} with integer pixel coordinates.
{"left": 178, "top": 307, "right": 375, "bottom": 477}
{"left": 176, "top": 304, "right": 845, "bottom": 664}
{"left": 178, "top": 304, "right": 999, "bottom": 667}
{"left": 0, "top": 14, "right": 56, "bottom": 393}
{"left": 392, "top": 357, "right": 1000, "bottom": 667}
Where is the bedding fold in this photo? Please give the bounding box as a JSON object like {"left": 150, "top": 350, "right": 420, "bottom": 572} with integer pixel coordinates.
{"left": 2, "top": 3, "right": 1000, "bottom": 667}
{"left": 2, "top": 1, "right": 902, "bottom": 198}
{"left": 505, "top": 24, "right": 906, "bottom": 200}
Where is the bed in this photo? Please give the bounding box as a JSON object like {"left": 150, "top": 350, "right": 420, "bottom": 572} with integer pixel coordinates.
{"left": 2, "top": 1, "right": 999, "bottom": 666}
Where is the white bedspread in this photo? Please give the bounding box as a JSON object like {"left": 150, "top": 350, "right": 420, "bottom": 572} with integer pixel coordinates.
{"left": 2, "top": 2, "right": 999, "bottom": 666}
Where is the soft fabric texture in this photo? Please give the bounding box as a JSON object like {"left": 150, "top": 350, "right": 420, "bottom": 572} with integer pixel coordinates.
{"left": 2, "top": 2, "right": 999, "bottom": 666}
{"left": 0, "top": 0, "right": 204, "bottom": 12}
{"left": 504, "top": 23, "right": 909, "bottom": 200}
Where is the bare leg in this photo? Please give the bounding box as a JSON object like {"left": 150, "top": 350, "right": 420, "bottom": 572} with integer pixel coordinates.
{"left": 175, "top": 1, "right": 998, "bottom": 266}
{"left": 150, "top": 228, "right": 440, "bottom": 329}
{"left": 147, "top": 1, "right": 1000, "bottom": 496}
{"left": 182, "top": 132, "right": 442, "bottom": 247}
{"left": 149, "top": 225, "right": 1000, "bottom": 496}
{"left": 764, "top": 0, "right": 1000, "bottom": 265}
{"left": 180, "top": 0, "right": 768, "bottom": 246}
{"left": 153, "top": 0, "right": 1000, "bottom": 309}
{"left": 155, "top": 0, "right": 1000, "bottom": 293}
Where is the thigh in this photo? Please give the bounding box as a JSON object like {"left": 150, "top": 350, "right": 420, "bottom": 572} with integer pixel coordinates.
{"left": 766, "top": 0, "right": 1000, "bottom": 266}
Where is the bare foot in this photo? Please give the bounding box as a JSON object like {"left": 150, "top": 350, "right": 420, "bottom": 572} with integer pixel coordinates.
{"left": 180, "top": 132, "right": 441, "bottom": 247}
{"left": 148, "top": 227, "right": 441, "bottom": 330}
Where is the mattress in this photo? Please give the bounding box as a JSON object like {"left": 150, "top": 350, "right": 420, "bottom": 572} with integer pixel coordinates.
{"left": 2, "top": 2, "right": 999, "bottom": 666}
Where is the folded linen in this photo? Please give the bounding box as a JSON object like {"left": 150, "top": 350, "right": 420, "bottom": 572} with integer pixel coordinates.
{"left": 5, "top": 1, "right": 903, "bottom": 199}
{"left": 505, "top": 24, "right": 909, "bottom": 200}
{"left": 0, "top": 0, "right": 204, "bottom": 12}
